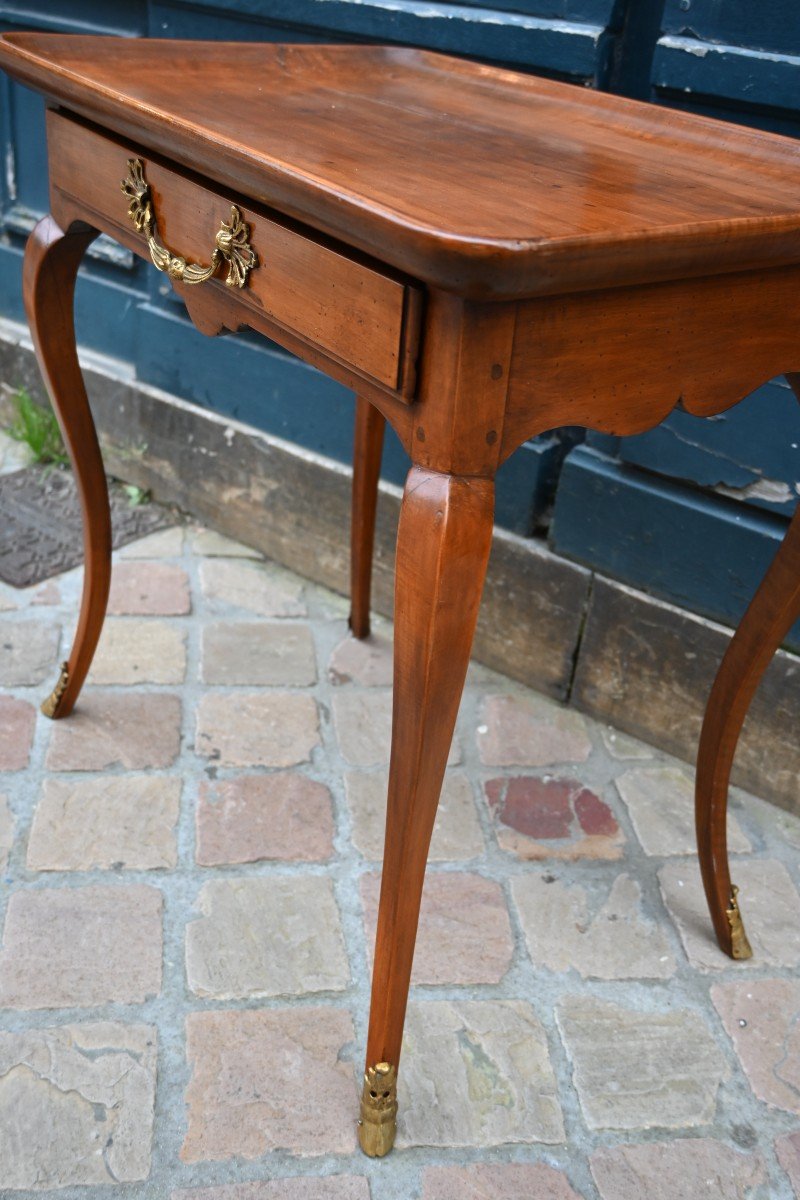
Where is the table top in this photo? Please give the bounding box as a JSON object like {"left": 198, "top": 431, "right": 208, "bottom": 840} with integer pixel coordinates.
{"left": 4, "top": 32, "right": 800, "bottom": 299}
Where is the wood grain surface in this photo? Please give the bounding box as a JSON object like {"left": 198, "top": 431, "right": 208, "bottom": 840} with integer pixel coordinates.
{"left": 3, "top": 33, "right": 800, "bottom": 298}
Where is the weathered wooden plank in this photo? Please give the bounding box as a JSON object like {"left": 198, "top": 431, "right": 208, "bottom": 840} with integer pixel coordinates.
{"left": 573, "top": 575, "right": 800, "bottom": 815}
{"left": 654, "top": 35, "right": 800, "bottom": 113}
{"left": 156, "top": 0, "right": 610, "bottom": 80}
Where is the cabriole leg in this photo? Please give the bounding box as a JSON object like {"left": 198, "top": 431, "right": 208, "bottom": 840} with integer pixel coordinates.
{"left": 23, "top": 215, "right": 110, "bottom": 718}
{"left": 359, "top": 466, "right": 494, "bottom": 1155}
{"left": 349, "top": 395, "right": 385, "bottom": 640}
{"left": 696, "top": 497, "right": 800, "bottom": 958}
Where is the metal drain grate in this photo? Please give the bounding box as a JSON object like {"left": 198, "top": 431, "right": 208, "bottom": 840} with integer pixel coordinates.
{"left": 0, "top": 466, "right": 173, "bottom": 588}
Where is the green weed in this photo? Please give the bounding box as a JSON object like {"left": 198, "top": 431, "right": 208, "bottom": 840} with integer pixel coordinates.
{"left": 6, "top": 388, "right": 68, "bottom": 467}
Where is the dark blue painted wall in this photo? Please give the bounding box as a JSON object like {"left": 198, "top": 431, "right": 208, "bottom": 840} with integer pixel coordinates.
{"left": 550, "top": 0, "right": 800, "bottom": 650}
{"left": 1, "top": 1, "right": 798, "bottom": 647}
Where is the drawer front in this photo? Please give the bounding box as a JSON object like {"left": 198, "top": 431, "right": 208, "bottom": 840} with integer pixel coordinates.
{"left": 46, "top": 110, "right": 417, "bottom": 395}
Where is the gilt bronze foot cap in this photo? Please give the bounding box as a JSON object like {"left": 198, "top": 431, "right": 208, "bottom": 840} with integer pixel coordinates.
{"left": 40, "top": 661, "right": 69, "bottom": 719}
{"left": 727, "top": 885, "right": 753, "bottom": 960}
{"left": 357, "top": 1061, "right": 397, "bottom": 1157}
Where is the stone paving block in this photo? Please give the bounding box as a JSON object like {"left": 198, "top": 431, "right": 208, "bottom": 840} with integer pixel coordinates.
{"left": 27, "top": 776, "right": 180, "bottom": 871}
{"left": 512, "top": 873, "right": 676, "bottom": 979}
{"left": 345, "top": 770, "right": 483, "bottom": 861}
{"left": 0, "top": 619, "right": 61, "bottom": 686}
{"left": 173, "top": 1180, "right": 370, "bottom": 1200}
{"left": 108, "top": 561, "right": 191, "bottom": 615}
{"left": 556, "top": 995, "right": 729, "bottom": 1130}
{"left": 589, "top": 1138, "right": 766, "bottom": 1200}
{"left": 0, "top": 1021, "right": 157, "bottom": 1189}
{"left": 0, "top": 794, "right": 13, "bottom": 870}
{"left": 397, "top": 1000, "right": 564, "bottom": 1148}
{"left": 181, "top": 1007, "right": 357, "bottom": 1160}
{"left": 88, "top": 618, "right": 187, "bottom": 685}
{"left": 186, "top": 876, "right": 349, "bottom": 999}
{"left": 119, "top": 526, "right": 185, "bottom": 557}
{"left": 329, "top": 630, "right": 393, "bottom": 686}
{"left": 477, "top": 694, "right": 592, "bottom": 767}
{"left": 485, "top": 775, "right": 624, "bottom": 860}
{"left": 616, "top": 767, "right": 751, "bottom": 856}
{"left": 200, "top": 558, "right": 305, "bottom": 617}
{"left": 659, "top": 859, "right": 800, "bottom": 971}
{"left": 333, "top": 691, "right": 460, "bottom": 767}
{"left": 0, "top": 696, "right": 35, "bottom": 770}
{"left": 47, "top": 692, "right": 182, "bottom": 770}
{"left": 195, "top": 692, "right": 319, "bottom": 767}
{"left": 0, "top": 884, "right": 162, "bottom": 1008}
{"left": 712, "top": 978, "right": 800, "bottom": 1114}
{"left": 601, "top": 728, "right": 654, "bottom": 761}
{"left": 196, "top": 773, "right": 334, "bottom": 865}
{"left": 201, "top": 621, "right": 316, "bottom": 686}
{"left": 361, "top": 871, "right": 513, "bottom": 985}
{"left": 421, "top": 1162, "right": 584, "bottom": 1199}
{"left": 190, "top": 527, "right": 262, "bottom": 558}
{"left": 776, "top": 1130, "right": 800, "bottom": 1195}
{"left": 32, "top": 579, "right": 61, "bottom": 605}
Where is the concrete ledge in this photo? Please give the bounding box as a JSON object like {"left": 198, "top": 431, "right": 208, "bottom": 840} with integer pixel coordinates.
{"left": 1, "top": 320, "right": 797, "bottom": 812}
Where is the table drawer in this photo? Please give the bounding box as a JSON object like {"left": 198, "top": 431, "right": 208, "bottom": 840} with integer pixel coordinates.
{"left": 46, "top": 109, "right": 418, "bottom": 395}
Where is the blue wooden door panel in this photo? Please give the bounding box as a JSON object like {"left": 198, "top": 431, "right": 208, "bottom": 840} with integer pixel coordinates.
{"left": 551, "top": 445, "right": 800, "bottom": 651}
{"left": 661, "top": 0, "right": 800, "bottom": 57}
{"left": 618, "top": 381, "right": 800, "bottom": 519}
{"left": 155, "top": 0, "right": 612, "bottom": 82}
{"left": 552, "top": 0, "right": 800, "bottom": 638}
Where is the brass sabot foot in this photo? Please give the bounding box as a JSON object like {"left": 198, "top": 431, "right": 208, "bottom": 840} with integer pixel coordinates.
{"left": 40, "top": 661, "right": 69, "bottom": 719}
{"left": 726, "top": 885, "right": 753, "bottom": 960}
{"left": 357, "top": 1061, "right": 397, "bottom": 1157}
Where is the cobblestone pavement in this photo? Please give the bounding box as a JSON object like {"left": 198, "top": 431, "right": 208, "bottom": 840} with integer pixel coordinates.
{"left": 1, "top": 523, "right": 799, "bottom": 1199}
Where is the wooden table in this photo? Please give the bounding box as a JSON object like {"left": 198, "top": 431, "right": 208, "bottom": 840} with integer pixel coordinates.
{"left": 2, "top": 31, "right": 800, "bottom": 1157}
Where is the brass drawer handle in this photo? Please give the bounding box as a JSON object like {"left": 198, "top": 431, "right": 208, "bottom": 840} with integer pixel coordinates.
{"left": 120, "top": 158, "right": 257, "bottom": 287}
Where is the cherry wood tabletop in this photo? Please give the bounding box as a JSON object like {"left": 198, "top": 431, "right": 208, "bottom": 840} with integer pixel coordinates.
{"left": 4, "top": 31, "right": 800, "bottom": 299}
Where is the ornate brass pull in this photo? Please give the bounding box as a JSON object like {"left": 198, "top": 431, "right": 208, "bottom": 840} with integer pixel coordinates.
{"left": 120, "top": 158, "right": 257, "bottom": 288}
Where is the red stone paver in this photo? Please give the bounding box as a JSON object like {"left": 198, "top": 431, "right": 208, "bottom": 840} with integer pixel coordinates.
{"left": 27, "top": 776, "right": 180, "bottom": 871}
{"left": 478, "top": 693, "right": 592, "bottom": 766}
{"left": 590, "top": 1138, "right": 766, "bottom": 1199}
{"left": 0, "top": 696, "right": 36, "bottom": 770}
{"left": 195, "top": 692, "right": 319, "bottom": 767}
{"left": 776, "top": 1130, "right": 800, "bottom": 1195}
{"left": 200, "top": 559, "right": 305, "bottom": 617}
{"left": 712, "top": 978, "right": 800, "bottom": 1113}
{"left": 485, "top": 775, "right": 623, "bottom": 860}
{"left": 172, "top": 1181, "right": 370, "bottom": 1200}
{"left": 200, "top": 621, "right": 316, "bottom": 686}
{"left": 0, "top": 884, "right": 163, "bottom": 1008}
{"left": 181, "top": 1008, "right": 358, "bottom": 1160}
{"left": 108, "top": 561, "right": 191, "bottom": 615}
{"left": 46, "top": 692, "right": 182, "bottom": 770}
{"left": 196, "top": 773, "right": 334, "bottom": 864}
{"left": 421, "top": 1163, "right": 583, "bottom": 1199}
{"left": 328, "top": 630, "right": 393, "bottom": 686}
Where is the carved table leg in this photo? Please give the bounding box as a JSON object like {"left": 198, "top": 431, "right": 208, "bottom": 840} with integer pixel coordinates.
{"left": 349, "top": 395, "right": 385, "bottom": 639}
{"left": 359, "top": 466, "right": 494, "bottom": 1155}
{"left": 23, "top": 215, "right": 110, "bottom": 719}
{"left": 696, "top": 497, "right": 800, "bottom": 959}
